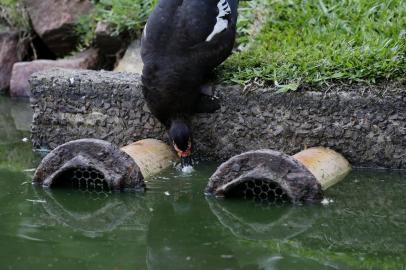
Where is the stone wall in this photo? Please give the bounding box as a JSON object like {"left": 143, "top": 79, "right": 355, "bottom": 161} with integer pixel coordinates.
{"left": 30, "top": 69, "right": 406, "bottom": 169}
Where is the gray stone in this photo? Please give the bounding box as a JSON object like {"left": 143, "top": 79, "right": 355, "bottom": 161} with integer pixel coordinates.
{"left": 0, "top": 32, "right": 26, "bottom": 93}
{"left": 24, "top": 0, "right": 93, "bottom": 56}
{"left": 30, "top": 69, "right": 406, "bottom": 169}
{"left": 114, "top": 39, "right": 143, "bottom": 74}
{"left": 95, "top": 21, "right": 125, "bottom": 55}
{"left": 10, "top": 49, "right": 99, "bottom": 97}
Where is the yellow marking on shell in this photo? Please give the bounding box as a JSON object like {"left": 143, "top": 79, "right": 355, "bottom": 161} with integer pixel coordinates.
{"left": 293, "top": 147, "right": 351, "bottom": 190}
{"left": 121, "top": 139, "right": 177, "bottom": 179}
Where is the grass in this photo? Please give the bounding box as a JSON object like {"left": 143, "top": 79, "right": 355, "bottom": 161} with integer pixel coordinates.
{"left": 84, "top": 0, "right": 405, "bottom": 89}
{"left": 76, "top": 0, "right": 157, "bottom": 48}
{"left": 0, "top": 0, "right": 30, "bottom": 31}
{"left": 220, "top": 0, "right": 406, "bottom": 89}
{"left": 235, "top": 0, "right": 271, "bottom": 50}
{"left": 2, "top": 0, "right": 404, "bottom": 90}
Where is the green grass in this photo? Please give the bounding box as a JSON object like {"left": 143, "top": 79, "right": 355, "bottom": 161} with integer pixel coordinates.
{"left": 0, "top": 0, "right": 30, "bottom": 31}
{"left": 3, "top": 0, "right": 404, "bottom": 89}
{"left": 76, "top": 0, "right": 157, "bottom": 48}
{"left": 220, "top": 0, "right": 406, "bottom": 89}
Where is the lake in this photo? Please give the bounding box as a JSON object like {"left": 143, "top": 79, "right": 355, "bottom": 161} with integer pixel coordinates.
{"left": 0, "top": 96, "right": 405, "bottom": 270}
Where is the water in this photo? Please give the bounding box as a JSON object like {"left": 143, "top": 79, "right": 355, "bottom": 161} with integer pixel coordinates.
{"left": 0, "top": 97, "right": 405, "bottom": 270}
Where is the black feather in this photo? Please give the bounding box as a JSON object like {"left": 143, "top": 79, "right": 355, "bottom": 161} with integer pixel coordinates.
{"left": 141, "top": 0, "right": 239, "bottom": 152}
{"left": 169, "top": 119, "right": 191, "bottom": 151}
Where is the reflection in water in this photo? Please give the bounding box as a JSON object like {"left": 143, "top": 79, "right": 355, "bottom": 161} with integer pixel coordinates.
{"left": 9, "top": 100, "right": 32, "bottom": 132}
{"left": 146, "top": 199, "right": 242, "bottom": 270}
{"left": 1, "top": 96, "right": 405, "bottom": 269}
{"left": 0, "top": 97, "right": 38, "bottom": 170}
{"left": 209, "top": 170, "right": 406, "bottom": 255}
{"left": 0, "top": 96, "right": 32, "bottom": 136}
{"left": 207, "top": 199, "right": 312, "bottom": 241}
{"left": 31, "top": 187, "right": 151, "bottom": 237}
{"left": 0, "top": 128, "right": 404, "bottom": 270}
{"left": 207, "top": 171, "right": 406, "bottom": 269}
{"left": 16, "top": 168, "right": 405, "bottom": 270}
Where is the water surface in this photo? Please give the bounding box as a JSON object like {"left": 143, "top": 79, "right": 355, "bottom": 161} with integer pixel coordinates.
{"left": 0, "top": 97, "right": 405, "bottom": 270}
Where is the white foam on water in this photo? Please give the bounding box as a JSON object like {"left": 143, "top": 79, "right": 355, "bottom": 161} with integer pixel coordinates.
{"left": 26, "top": 199, "right": 46, "bottom": 204}
{"left": 181, "top": 165, "right": 194, "bottom": 174}
{"left": 321, "top": 198, "right": 334, "bottom": 205}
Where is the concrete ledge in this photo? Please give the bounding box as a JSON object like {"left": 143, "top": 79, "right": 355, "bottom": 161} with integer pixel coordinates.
{"left": 30, "top": 69, "right": 406, "bottom": 169}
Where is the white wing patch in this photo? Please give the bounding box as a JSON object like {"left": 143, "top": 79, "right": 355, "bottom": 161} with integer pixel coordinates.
{"left": 206, "top": 0, "right": 231, "bottom": 42}
{"left": 143, "top": 22, "right": 148, "bottom": 38}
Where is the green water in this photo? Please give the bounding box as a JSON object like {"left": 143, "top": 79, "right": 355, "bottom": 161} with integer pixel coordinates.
{"left": 0, "top": 97, "right": 405, "bottom": 270}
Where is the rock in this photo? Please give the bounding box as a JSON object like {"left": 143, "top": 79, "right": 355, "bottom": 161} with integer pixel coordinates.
{"left": 94, "top": 21, "right": 129, "bottom": 70}
{"left": 114, "top": 39, "right": 143, "bottom": 74}
{"left": 10, "top": 48, "right": 99, "bottom": 97}
{"left": 24, "top": 0, "right": 93, "bottom": 56}
{"left": 29, "top": 69, "right": 406, "bottom": 169}
{"left": 95, "top": 22, "right": 125, "bottom": 55}
{"left": 0, "top": 32, "right": 26, "bottom": 93}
